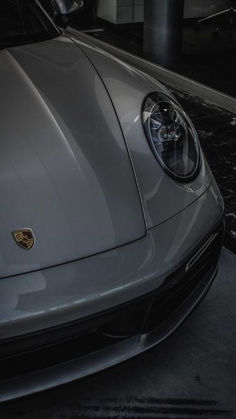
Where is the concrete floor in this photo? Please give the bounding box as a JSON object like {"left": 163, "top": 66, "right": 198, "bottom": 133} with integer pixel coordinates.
{"left": 1, "top": 248, "right": 235, "bottom": 418}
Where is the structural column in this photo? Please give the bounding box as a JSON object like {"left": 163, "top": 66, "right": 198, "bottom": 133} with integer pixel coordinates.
{"left": 144, "top": 0, "right": 185, "bottom": 66}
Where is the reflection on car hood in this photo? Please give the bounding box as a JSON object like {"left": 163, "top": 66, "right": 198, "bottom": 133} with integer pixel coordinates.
{"left": 73, "top": 34, "right": 212, "bottom": 229}
{"left": 0, "top": 36, "right": 145, "bottom": 278}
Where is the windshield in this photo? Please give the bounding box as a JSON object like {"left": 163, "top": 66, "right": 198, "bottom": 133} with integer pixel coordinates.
{"left": 0, "top": 0, "right": 60, "bottom": 50}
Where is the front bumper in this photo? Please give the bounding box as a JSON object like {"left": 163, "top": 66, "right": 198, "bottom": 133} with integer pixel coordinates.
{"left": 0, "top": 182, "right": 224, "bottom": 401}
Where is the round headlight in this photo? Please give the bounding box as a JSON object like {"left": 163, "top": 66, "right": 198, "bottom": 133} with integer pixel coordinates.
{"left": 142, "top": 93, "right": 201, "bottom": 181}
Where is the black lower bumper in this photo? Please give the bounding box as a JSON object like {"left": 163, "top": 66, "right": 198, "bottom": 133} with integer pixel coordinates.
{"left": 0, "top": 221, "right": 224, "bottom": 401}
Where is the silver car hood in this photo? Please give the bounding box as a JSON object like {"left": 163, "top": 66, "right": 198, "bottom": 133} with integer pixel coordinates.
{"left": 0, "top": 36, "right": 145, "bottom": 278}
{"left": 74, "top": 35, "right": 212, "bottom": 229}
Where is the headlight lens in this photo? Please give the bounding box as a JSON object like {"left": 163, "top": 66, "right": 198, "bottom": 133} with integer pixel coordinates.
{"left": 142, "top": 93, "right": 201, "bottom": 181}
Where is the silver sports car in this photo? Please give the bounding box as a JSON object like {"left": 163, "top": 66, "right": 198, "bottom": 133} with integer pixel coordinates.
{"left": 0, "top": 0, "right": 224, "bottom": 401}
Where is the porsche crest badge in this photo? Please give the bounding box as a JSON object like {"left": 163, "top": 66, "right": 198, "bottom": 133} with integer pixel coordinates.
{"left": 12, "top": 229, "right": 35, "bottom": 250}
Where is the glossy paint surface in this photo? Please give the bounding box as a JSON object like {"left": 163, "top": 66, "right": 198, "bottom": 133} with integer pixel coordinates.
{"left": 0, "top": 37, "right": 145, "bottom": 278}
{"left": 0, "top": 30, "right": 225, "bottom": 399}
{"left": 0, "top": 180, "right": 223, "bottom": 341}
{"left": 75, "top": 37, "right": 212, "bottom": 229}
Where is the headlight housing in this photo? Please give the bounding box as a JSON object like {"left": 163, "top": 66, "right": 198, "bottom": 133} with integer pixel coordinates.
{"left": 142, "top": 92, "right": 201, "bottom": 182}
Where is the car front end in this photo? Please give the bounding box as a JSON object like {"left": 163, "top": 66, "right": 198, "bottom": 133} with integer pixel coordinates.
{"left": 0, "top": 0, "right": 224, "bottom": 402}
{"left": 0, "top": 178, "right": 224, "bottom": 401}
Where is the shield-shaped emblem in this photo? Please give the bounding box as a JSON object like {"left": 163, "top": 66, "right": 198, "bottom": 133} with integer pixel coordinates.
{"left": 12, "top": 229, "right": 35, "bottom": 250}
